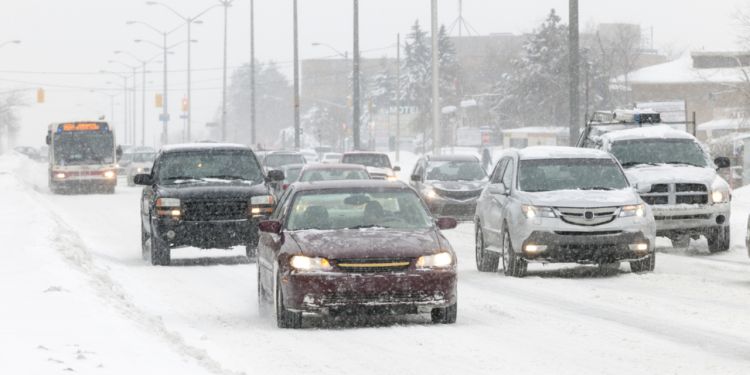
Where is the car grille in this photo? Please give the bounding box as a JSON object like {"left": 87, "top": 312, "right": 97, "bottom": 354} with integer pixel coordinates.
{"left": 333, "top": 258, "right": 412, "bottom": 273}
{"left": 554, "top": 230, "right": 623, "bottom": 236}
{"left": 369, "top": 173, "right": 388, "bottom": 180}
{"left": 434, "top": 188, "right": 482, "bottom": 200}
{"left": 641, "top": 183, "right": 708, "bottom": 205}
{"left": 556, "top": 207, "right": 617, "bottom": 226}
{"left": 182, "top": 199, "right": 248, "bottom": 221}
{"left": 654, "top": 214, "right": 711, "bottom": 221}
{"left": 319, "top": 291, "right": 441, "bottom": 305}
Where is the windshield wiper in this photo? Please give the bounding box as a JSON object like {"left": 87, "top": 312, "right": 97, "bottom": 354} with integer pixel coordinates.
{"left": 620, "top": 161, "right": 657, "bottom": 168}
{"left": 205, "top": 175, "right": 248, "bottom": 180}
{"left": 581, "top": 186, "right": 615, "bottom": 191}
{"left": 164, "top": 176, "right": 202, "bottom": 182}
{"left": 348, "top": 224, "right": 385, "bottom": 229}
{"left": 662, "top": 161, "right": 703, "bottom": 167}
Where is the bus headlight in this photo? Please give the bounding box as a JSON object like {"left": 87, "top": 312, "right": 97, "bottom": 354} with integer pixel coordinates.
{"left": 54, "top": 172, "right": 66, "bottom": 179}
{"left": 103, "top": 170, "right": 116, "bottom": 179}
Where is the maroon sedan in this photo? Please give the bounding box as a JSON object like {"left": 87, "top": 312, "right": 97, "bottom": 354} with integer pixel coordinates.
{"left": 256, "top": 180, "right": 458, "bottom": 328}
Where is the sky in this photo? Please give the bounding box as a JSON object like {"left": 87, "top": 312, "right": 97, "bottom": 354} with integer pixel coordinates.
{"left": 0, "top": 0, "right": 746, "bottom": 147}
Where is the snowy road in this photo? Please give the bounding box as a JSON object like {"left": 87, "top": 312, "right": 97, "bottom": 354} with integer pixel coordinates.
{"left": 3, "top": 154, "right": 750, "bottom": 375}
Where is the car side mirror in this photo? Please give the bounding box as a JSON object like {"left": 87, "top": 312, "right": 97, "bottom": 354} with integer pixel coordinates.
{"left": 714, "top": 156, "right": 731, "bottom": 169}
{"left": 133, "top": 174, "right": 153, "bottom": 186}
{"left": 635, "top": 183, "right": 651, "bottom": 194}
{"left": 436, "top": 217, "right": 458, "bottom": 230}
{"left": 267, "top": 169, "right": 285, "bottom": 182}
{"left": 116, "top": 146, "right": 123, "bottom": 161}
{"left": 258, "top": 220, "right": 282, "bottom": 234}
{"left": 393, "top": 166, "right": 401, "bottom": 172}
{"left": 410, "top": 174, "right": 422, "bottom": 182}
{"left": 488, "top": 183, "right": 507, "bottom": 196}
{"left": 45, "top": 134, "right": 51, "bottom": 145}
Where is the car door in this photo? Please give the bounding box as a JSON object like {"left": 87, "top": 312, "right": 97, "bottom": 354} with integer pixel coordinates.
{"left": 479, "top": 158, "right": 509, "bottom": 250}
{"left": 140, "top": 154, "right": 161, "bottom": 235}
{"left": 259, "top": 186, "right": 293, "bottom": 291}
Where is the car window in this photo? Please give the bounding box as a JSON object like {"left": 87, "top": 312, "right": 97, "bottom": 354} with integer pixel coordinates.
{"left": 342, "top": 154, "right": 392, "bottom": 168}
{"left": 501, "top": 159, "right": 514, "bottom": 189}
{"left": 425, "top": 160, "right": 487, "bottom": 181}
{"left": 518, "top": 158, "right": 629, "bottom": 192}
{"left": 157, "top": 150, "right": 263, "bottom": 184}
{"left": 490, "top": 158, "right": 509, "bottom": 184}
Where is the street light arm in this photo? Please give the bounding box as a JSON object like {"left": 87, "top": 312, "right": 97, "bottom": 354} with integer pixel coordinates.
{"left": 134, "top": 39, "right": 162, "bottom": 49}
{"left": 311, "top": 42, "right": 347, "bottom": 59}
{"left": 192, "top": 3, "right": 223, "bottom": 21}
{"left": 147, "top": 1, "right": 188, "bottom": 21}
{"left": 126, "top": 20, "right": 163, "bottom": 35}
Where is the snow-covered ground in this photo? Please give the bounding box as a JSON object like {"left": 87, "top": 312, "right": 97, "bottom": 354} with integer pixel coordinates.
{"left": 2, "top": 152, "right": 750, "bottom": 374}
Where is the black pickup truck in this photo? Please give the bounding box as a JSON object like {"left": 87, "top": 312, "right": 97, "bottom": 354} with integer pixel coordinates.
{"left": 134, "top": 143, "right": 283, "bottom": 265}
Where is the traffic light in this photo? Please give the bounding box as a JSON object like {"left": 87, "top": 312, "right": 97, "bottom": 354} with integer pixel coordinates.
{"left": 181, "top": 97, "right": 189, "bottom": 113}
{"left": 155, "top": 93, "right": 163, "bottom": 108}
{"left": 36, "top": 88, "right": 45, "bottom": 103}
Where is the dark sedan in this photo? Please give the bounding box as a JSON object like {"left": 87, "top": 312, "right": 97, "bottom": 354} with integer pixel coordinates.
{"left": 134, "top": 143, "right": 283, "bottom": 265}
{"left": 410, "top": 154, "right": 488, "bottom": 221}
{"left": 256, "top": 180, "right": 458, "bottom": 328}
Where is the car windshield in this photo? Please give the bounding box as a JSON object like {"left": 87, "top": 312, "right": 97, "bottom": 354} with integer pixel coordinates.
{"left": 157, "top": 150, "right": 263, "bottom": 184}
{"left": 426, "top": 160, "right": 487, "bottom": 181}
{"left": 518, "top": 158, "right": 629, "bottom": 192}
{"left": 283, "top": 166, "right": 302, "bottom": 183}
{"left": 286, "top": 189, "right": 432, "bottom": 230}
{"left": 299, "top": 168, "right": 369, "bottom": 182}
{"left": 610, "top": 139, "right": 708, "bottom": 168}
{"left": 264, "top": 154, "right": 305, "bottom": 168}
{"left": 132, "top": 152, "right": 155, "bottom": 163}
{"left": 53, "top": 132, "right": 114, "bottom": 166}
{"left": 342, "top": 154, "right": 391, "bottom": 168}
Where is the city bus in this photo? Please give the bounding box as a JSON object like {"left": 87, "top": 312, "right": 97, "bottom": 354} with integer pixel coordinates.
{"left": 45, "top": 121, "right": 121, "bottom": 194}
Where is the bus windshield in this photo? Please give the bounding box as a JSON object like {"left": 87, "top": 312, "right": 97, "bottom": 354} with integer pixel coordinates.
{"left": 53, "top": 132, "right": 114, "bottom": 166}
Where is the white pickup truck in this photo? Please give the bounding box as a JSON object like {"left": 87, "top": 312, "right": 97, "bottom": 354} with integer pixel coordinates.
{"left": 581, "top": 124, "right": 731, "bottom": 252}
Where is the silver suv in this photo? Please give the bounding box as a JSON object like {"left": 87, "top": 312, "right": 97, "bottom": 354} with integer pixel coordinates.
{"left": 474, "top": 146, "right": 656, "bottom": 277}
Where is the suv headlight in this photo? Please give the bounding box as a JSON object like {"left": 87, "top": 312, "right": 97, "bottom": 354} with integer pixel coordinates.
{"left": 424, "top": 187, "right": 437, "bottom": 199}
{"left": 522, "top": 205, "right": 556, "bottom": 219}
{"left": 290, "top": 255, "right": 332, "bottom": 272}
{"left": 711, "top": 190, "right": 729, "bottom": 203}
{"left": 156, "top": 197, "right": 180, "bottom": 207}
{"left": 416, "top": 252, "right": 454, "bottom": 268}
{"left": 620, "top": 204, "right": 645, "bottom": 217}
{"left": 156, "top": 197, "right": 181, "bottom": 217}
{"left": 249, "top": 195, "right": 275, "bottom": 217}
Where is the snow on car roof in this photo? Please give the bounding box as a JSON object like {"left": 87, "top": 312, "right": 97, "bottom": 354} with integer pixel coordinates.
{"left": 601, "top": 125, "right": 696, "bottom": 142}
{"left": 696, "top": 118, "right": 750, "bottom": 131}
{"left": 160, "top": 142, "right": 250, "bottom": 153}
{"left": 518, "top": 146, "right": 611, "bottom": 160}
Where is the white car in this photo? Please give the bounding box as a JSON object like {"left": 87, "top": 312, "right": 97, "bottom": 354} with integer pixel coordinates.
{"left": 474, "top": 146, "right": 656, "bottom": 277}
{"left": 341, "top": 152, "right": 400, "bottom": 180}
{"left": 590, "top": 125, "right": 731, "bottom": 252}
{"left": 125, "top": 151, "right": 156, "bottom": 186}
{"left": 320, "top": 152, "right": 342, "bottom": 163}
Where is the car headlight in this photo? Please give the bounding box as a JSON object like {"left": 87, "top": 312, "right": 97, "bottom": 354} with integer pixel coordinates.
{"left": 522, "top": 205, "right": 556, "bottom": 219}
{"left": 249, "top": 194, "right": 275, "bottom": 217}
{"left": 712, "top": 190, "right": 729, "bottom": 203}
{"left": 416, "top": 252, "right": 454, "bottom": 268}
{"left": 136, "top": 167, "right": 144, "bottom": 173}
{"left": 103, "top": 170, "right": 116, "bottom": 179}
{"left": 620, "top": 204, "right": 645, "bottom": 217}
{"left": 156, "top": 197, "right": 181, "bottom": 207}
{"left": 424, "top": 187, "right": 437, "bottom": 199}
{"left": 386, "top": 175, "right": 398, "bottom": 181}
{"left": 289, "top": 255, "right": 332, "bottom": 272}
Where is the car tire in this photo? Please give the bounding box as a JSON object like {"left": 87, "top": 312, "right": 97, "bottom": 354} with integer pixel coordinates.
{"left": 275, "top": 273, "right": 302, "bottom": 329}
{"left": 670, "top": 235, "right": 690, "bottom": 248}
{"left": 707, "top": 227, "right": 730, "bottom": 253}
{"left": 150, "top": 226, "right": 171, "bottom": 266}
{"left": 475, "top": 225, "right": 499, "bottom": 272}
{"left": 630, "top": 252, "right": 655, "bottom": 273}
{"left": 140, "top": 223, "right": 149, "bottom": 261}
{"left": 431, "top": 303, "right": 457, "bottom": 324}
{"left": 502, "top": 226, "right": 527, "bottom": 278}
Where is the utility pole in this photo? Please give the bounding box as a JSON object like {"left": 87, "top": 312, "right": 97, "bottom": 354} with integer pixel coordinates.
{"left": 131, "top": 67, "right": 137, "bottom": 145}
{"left": 141, "top": 61, "right": 146, "bottom": 145}
{"left": 293, "top": 0, "right": 301, "bottom": 150}
{"left": 352, "top": 0, "right": 361, "bottom": 150}
{"left": 220, "top": 0, "right": 232, "bottom": 142}
{"left": 431, "top": 0, "right": 440, "bottom": 155}
{"left": 250, "top": 0, "right": 256, "bottom": 145}
{"left": 162, "top": 31, "right": 169, "bottom": 144}
{"left": 395, "top": 32, "right": 401, "bottom": 163}
{"left": 569, "top": 0, "right": 580, "bottom": 146}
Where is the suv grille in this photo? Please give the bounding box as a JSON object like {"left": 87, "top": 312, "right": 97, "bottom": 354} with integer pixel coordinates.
{"left": 641, "top": 183, "right": 708, "bottom": 205}
{"left": 183, "top": 200, "right": 248, "bottom": 221}
{"left": 434, "top": 188, "right": 482, "bottom": 200}
{"left": 334, "top": 258, "right": 412, "bottom": 273}
{"left": 557, "top": 207, "right": 617, "bottom": 226}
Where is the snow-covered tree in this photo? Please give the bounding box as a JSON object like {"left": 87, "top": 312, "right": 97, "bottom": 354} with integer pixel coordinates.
{"left": 0, "top": 92, "right": 25, "bottom": 153}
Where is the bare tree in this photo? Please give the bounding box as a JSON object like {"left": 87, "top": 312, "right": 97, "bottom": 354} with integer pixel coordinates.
{"left": 0, "top": 91, "right": 26, "bottom": 153}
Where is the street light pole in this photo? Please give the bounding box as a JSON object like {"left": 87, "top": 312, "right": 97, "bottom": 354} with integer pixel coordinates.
{"left": 352, "top": 0, "right": 361, "bottom": 150}
{"left": 396, "top": 33, "right": 401, "bottom": 163}
{"left": 162, "top": 31, "right": 169, "bottom": 144}
{"left": 569, "top": 0, "right": 580, "bottom": 146}
{"left": 250, "top": 0, "right": 256, "bottom": 145}
{"left": 219, "top": 0, "right": 233, "bottom": 142}
{"left": 293, "top": 0, "right": 300, "bottom": 150}
{"left": 431, "top": 0, "right": 440, "bottom": 155}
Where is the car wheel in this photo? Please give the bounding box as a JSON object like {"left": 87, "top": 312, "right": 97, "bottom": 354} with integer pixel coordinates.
{"left": 707, "top": 227, "right": 730, "bottom": 253}
{"left": 275, "top": 273, "right": 302, "bottom": 329}
{"left": 502, "top": 226, "right": 527, "bottom": 278}
{"left": 475, "top": 225, "right": 499, "bottom": 272}
{"left": 670, "top": 235, "right": 690, "bottom": 248}
{"left": 140, "top": 223, "right": 149, "bottom": 261}
{"left": 150, "top": 226, "right": 171, "bottom": 266}
{"left": 431, "top": 303, "right": 457, "bottom": 324}
{"left": 630, "top": 252, "right": 655, "bottom": 273}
